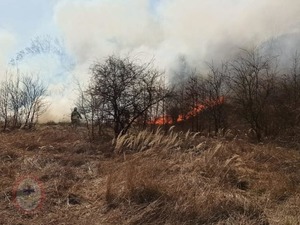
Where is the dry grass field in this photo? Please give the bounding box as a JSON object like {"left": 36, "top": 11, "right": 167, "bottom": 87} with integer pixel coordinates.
{"left": 0, "top": 125, "right": 300, "bottom": 225}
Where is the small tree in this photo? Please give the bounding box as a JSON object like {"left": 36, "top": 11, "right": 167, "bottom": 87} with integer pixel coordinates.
{"left": 203, "top": 62, "right": 229, "bottom": 134}
{"left": 76, "top": 84, "right": 105, "bottom": 140}
{"left": 0, "top": 81, "right": 10, "bottom": 130}
{"left": 184, "top": 75, "right": 203, "bottom": 131}
{"left": 0, "top": 72, "right": 48, "bottom": 130}
{"left": 229, "top": 47, "right": 277, "bottom": 141}
{"left": 21, "top": 75, "right": 48, "bottom": 128}
{"left": 88, "top": 55, "right": 170, "bottom": 137}
{"left": 7, "top": 75, "right": 23, "bottom": 128}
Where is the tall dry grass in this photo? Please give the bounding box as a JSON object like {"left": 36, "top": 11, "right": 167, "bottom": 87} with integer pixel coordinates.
{"left": 107, "top": 129, "right": 300, "bottom": 224}
{"left": 0, "top": 126, "right": 299, "bottom": 224}
{"left": 114, "top": 126, "right": 204, "bottom": 154}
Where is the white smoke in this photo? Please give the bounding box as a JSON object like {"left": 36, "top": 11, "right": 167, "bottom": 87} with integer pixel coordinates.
{"left": 4, "top": 0, "right": 300, "bottom": 122}
{"left": 41, "top": 0, "right": 300, "bottom": 122}
{"left": 0, "top": 29, "right": 17, "bottom": 81}
{"left": 54, "top": 0, "right": 300, "bottom": 70}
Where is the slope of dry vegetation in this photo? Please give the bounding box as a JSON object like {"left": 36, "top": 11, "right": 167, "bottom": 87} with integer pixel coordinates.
{"left": 0, "top": 125, "right": 299, "bottom": 225}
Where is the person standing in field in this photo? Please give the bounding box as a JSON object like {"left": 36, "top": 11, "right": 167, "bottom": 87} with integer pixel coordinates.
{"left": 71, "top": 107, "right": 82, "bottom": 127}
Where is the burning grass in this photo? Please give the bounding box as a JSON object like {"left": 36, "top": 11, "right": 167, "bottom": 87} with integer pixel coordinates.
{"left": 0, "top": 126, "right": 300, "bottom": 224}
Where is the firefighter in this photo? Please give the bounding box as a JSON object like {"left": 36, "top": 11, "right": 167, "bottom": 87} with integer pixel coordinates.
{"left": 71, "top": 107, "right": 82, "bottom": 127}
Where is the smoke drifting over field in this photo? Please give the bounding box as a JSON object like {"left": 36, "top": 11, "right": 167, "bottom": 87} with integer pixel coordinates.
{"left": 2, "top": 0, "right": 300, "bottom": 121}
{"left": 0, "top": 29, "right": 16, "bottom": 79}
{"left": 54, "top": 0, "right": 300, "bottom": 72}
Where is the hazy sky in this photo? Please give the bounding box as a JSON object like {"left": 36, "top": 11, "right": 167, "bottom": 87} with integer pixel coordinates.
{"left": 1, "top": 0, "right": 300, "bottom": 121}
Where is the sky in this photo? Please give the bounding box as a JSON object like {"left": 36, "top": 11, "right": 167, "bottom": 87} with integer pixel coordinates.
{"left": 1, "top": 0, "right": 300, "bottom": 121}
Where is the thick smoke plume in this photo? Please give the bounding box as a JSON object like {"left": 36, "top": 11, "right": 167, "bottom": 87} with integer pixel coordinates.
{"left": 2, "top": 0, "right": 300, "bottom": 122}
{"left": 54, "top": 0, "right": 300, "bottom": 72}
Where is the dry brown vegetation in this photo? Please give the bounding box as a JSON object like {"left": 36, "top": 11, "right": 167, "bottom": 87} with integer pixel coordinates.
{"left": 0, "top": 125, "right": 300, "bottom": 225}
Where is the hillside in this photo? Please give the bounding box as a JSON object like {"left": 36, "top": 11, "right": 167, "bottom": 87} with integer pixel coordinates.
{"left": 0, "top": 125, "right": 300, "bottom": 225}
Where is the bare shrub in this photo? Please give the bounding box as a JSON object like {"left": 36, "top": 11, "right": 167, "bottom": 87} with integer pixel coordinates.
{"left": 78, "top": 55, "right": 170, "bottom": 139}
{"left": 0, "top": 72, "right": 48, "bottom": 130}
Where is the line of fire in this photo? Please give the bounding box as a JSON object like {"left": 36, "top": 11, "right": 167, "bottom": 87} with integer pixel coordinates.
{"left": 148, "top": 96, "right": 225, "bottom": 125}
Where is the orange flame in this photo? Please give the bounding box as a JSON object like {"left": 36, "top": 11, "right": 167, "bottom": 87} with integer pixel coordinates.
{"left": 150, "top": 115, "right": 173, "bottom": 125}
{"left": 149, "top": 97, "right": 224, "bottom": 125}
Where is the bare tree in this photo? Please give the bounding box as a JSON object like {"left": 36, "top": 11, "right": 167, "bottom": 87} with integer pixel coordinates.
{"left": 203, "top": 62, "right": 229, "bottom": 134}
{"left": 21, "top": 75, "right": 48, "bottom": 128}
{"left": 0, "top": 80, "right": 10, "bottom": 130}
{"left": 271, "top": 51, "right": 300, "bottom": 133}
{"left": 76, "top": 83, "right": 106, "bottom": 140}
{"left": 88, "top": 55, "right": 170, "bottom": 137}
{"left": 7, "top": 75, "right": 23, "bottom": 128}
{"left": 289, "top": 52, "right": 300, "bottom": 110}
{"left": 184, "top": 75, "right": 203, "bottom": 131}
{"left": 166, "top": 58, "right": 198, "bottom": 129}
{"left": 0, "top": 72, "right": 48, "bottom": 130}
{"left": 229, "top": 47, "right": 277, "bottom": 141}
